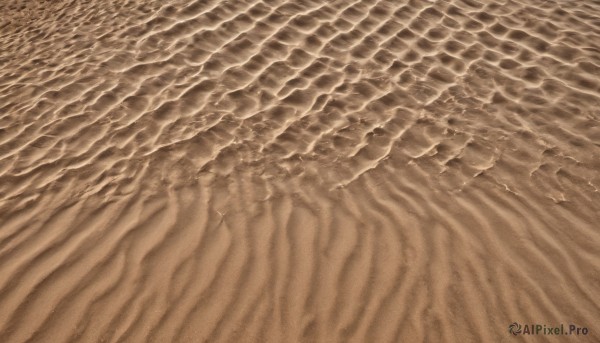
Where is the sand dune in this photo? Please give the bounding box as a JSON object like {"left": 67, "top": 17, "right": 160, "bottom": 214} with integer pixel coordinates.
{"left": 1, "top": 0, "right": 600, "bottom": 341}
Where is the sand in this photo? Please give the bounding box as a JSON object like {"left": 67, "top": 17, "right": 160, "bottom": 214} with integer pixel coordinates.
{"left": 1, "top": 0, "right": 600, "bottom": 341}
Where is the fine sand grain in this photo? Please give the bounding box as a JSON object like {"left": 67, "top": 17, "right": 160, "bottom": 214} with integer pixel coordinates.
{"left": 1, "top": 0, "right": 600, "bottom": 342}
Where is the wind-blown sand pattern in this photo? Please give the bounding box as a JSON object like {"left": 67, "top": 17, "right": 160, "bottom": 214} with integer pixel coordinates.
{"left": 1, "top": 0, "right": 600, "bottom": 341}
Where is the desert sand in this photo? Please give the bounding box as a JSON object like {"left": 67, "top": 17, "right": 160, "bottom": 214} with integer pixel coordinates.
{"left": 1, "top": 0, "right": 599, "bottom": 342}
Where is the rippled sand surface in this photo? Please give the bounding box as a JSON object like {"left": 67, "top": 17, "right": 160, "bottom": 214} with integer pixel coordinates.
{"left": 1, "top": 0, "right": 600, "bottom": 341}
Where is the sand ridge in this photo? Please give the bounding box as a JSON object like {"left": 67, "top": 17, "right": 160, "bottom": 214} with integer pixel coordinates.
{"left": 1, "top": 0, "right": 600, "bottom": 341}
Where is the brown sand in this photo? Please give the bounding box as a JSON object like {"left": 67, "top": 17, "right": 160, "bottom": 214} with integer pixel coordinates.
{"left": 1, "top": 0, "right": 600, "bottom": 341}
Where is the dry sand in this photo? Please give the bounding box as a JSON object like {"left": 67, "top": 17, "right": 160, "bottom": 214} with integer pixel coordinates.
{"left": 1, "top": 0, "right": 600, "bottom": 341}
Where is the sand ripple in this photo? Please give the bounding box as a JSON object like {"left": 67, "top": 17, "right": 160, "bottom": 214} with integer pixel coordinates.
{"left": 1, "top": 0, "right": 600, "bottom": 341}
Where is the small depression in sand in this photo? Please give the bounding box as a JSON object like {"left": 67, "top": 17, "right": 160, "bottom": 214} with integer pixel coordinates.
{"left": 1, "top": 0, "right": 599, "bottom": 342}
